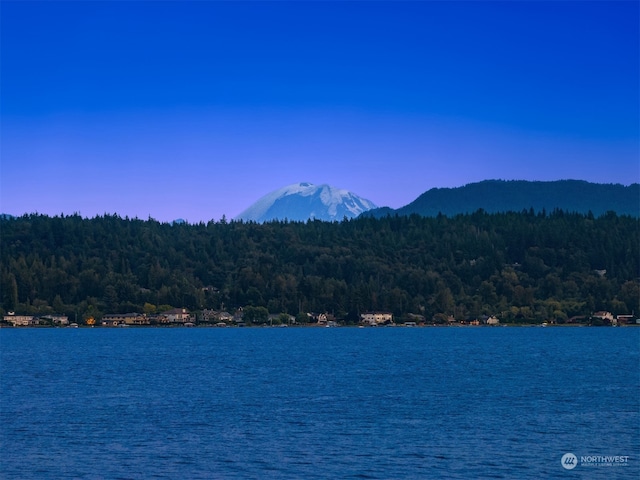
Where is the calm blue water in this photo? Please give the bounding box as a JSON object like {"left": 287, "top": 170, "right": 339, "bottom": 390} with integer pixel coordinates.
{"left": 1, "top": 327, "right": 638, "bottom": 479}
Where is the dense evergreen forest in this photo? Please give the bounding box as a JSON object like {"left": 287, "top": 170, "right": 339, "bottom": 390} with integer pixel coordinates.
{"left": 1, "top": 211, "right": 638, "bottom": 324}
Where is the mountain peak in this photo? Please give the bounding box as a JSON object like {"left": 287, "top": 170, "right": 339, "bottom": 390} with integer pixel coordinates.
{"left": 235, "top": 183, "right": 377, "bottom": 223}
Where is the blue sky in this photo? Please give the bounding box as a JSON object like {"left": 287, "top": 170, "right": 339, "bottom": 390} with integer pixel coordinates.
{"left": 2, "top": 1, "right": 638, "bottom": 222}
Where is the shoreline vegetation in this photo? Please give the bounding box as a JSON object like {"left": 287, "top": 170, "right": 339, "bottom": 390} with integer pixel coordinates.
{"left": 2, "top": 211, "right": 638, "bottom": 328}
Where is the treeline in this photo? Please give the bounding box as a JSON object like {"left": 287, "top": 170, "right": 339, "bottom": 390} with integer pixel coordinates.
{"left": 1, "top": 210, "right": 638, "bottom": 323}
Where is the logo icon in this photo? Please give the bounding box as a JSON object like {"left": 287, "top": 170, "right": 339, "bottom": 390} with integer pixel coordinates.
{"left": 561, "top": 453, "right": 578, "bottom": 470}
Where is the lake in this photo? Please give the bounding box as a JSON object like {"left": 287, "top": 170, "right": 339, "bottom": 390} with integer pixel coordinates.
{"left": 1, "top": 327, "right": 638, "bottom": 479}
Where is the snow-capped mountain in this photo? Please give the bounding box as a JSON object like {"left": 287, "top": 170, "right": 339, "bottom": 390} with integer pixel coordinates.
{"left": 235, "top": 182, "right": 378, "bottom": 223}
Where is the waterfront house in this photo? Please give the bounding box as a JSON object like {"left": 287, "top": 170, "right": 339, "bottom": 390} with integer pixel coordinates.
{"left": 200, "top": 309, "right": 217, "bottom": 322}
{"left": 148, "top": 314, "right": 169, "bottom": 324}
{"left": 201, "top": 309, "right": 234, "bottom": 323}
{"left": 40, "top": 314, "right": 69, "bottom": 326}
{"left": 162, "top": 308, "right": 190, "bottom": 323}
{"left": 101, "top": 317, "right": 119, "bottom": 327}
{"left": 592, "top": 311, "right": 614, "bottom": 324}
{"left": 102, "top": 313, "right": 149, "bottom": 326}
{"left": 361, "top": 312, "right": 394, "bottom": 326}
{"left": 4, "top": 315, "right": 37, "bottom": 326}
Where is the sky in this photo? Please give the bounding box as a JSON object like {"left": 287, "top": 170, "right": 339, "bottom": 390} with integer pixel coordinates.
{"left": 1, "top": 0, "right": 638, "bottom": 222}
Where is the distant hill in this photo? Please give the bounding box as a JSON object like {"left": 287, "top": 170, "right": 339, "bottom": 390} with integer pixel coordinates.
{"left": 364, "top": 180, "right": 640, "bottom": 218}
{"left": 235, "top": 182, "right": 377, "bottom": 222}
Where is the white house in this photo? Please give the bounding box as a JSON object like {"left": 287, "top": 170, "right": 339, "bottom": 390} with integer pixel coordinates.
{"left": 4, "top": 315, "right": 37, "bottom": 326}
{"left": 162, "top": 308, "right": 190, "bottom": 323}
{"left": 361, "top": 312, "right": 393, "bottom": 326}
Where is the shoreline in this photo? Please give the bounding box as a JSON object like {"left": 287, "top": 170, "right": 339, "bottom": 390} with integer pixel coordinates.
{"left": 2, "top": 323, "right": 637, "bottom": 329}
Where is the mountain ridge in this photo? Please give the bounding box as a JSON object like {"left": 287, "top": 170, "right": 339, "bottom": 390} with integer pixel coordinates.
{"left": 364, "top": 180, "right": 639, "bottom": 218}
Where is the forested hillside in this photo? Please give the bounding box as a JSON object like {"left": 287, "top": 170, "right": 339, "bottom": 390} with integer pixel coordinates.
{"left": 365, "top": 180, "right": 640, "bottom": 218}
{"left": 1, "top": 211, "right": 638, "bottom": 324}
